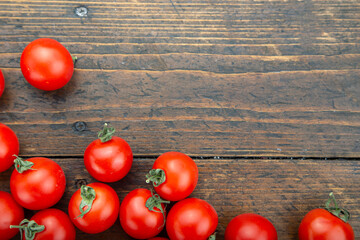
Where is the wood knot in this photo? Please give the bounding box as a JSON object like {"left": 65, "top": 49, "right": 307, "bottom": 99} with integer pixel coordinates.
{"left": 75, "top": 179, "right": 88, "bottom": 188}
{"left": 75, "top": 6, "right": 88, "bottom": 17}
{"left": 72, "top": 121, "right": 87, "bottom": 132}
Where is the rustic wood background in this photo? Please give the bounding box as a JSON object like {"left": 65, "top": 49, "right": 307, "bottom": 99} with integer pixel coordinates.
{"left": 0, "top": 0, "right": 359, "bottom": 239}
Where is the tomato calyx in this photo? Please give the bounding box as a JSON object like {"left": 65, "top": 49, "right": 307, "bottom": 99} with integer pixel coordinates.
{"left": 75, "top": 185, "right": 96, "bottom": 219}
{"left": 10, "top": 219, "right": 45, "bottom": 240}
{"left": 98, "top": 123, "right": 115, "bottom": 143}
{"left": 208, "top": 232, "right": 217, "bottom": 240}
{"left": 13, "top": 155, "right": 35, "bottom": 173}
{"left": 325, "top": 192, "right": 351, "bottom": 223}
{"left": 72, "top": 55, "right": 77, "bottom": 65}
{"left": 145, "top": 191, "right": 170, "bottom": 228}
{"left": 146, "top": 169, "right": 166, "bottom": 187}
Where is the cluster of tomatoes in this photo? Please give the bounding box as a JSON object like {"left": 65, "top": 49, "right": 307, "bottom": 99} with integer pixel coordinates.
{"left": 0, "top": 38, "right": 356, "bottom": 240}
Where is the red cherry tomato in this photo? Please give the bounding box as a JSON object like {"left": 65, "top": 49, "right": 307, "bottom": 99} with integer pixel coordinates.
{"left": 84, "top": 124, "right": 133, "bottom": 182}
{"left": 0, "top": 191, "right": 24, "bottom": 239}
{"left": 0, "top": 123, "right": 19, "bottom": 173}
{"left": 68, "top": 182, "right": 119, "bottom": 234}
{"left": 225, "top": 213, "right": 278, "bottom": 240}
{"left": 12, "top": 209, "right": 76, "bottom": 240}
{"left": 20, "top": 38, "right": 74, "bottom": 91}
{"left": 299, "top": 209, "right": 354, "bottom": 240}
{"left": 298, "top": 193, "right": 354, "bottom": 240}
{"left": 148, "top": 238, "right": 169, "bottom": 240}
{"left": 166, "top": 198, "right": 218, "bottom": 240}
{"left": 146, "top": 151, "right": 198, "bottom": 201}
{"left": 0, "top": 69, "right": 4, "bottom": 97}
{"left": 10, "top": 156, "right": 66, "bottom": 210}
{"left": 120, "top": 188, "right": 168, "bottom": 239}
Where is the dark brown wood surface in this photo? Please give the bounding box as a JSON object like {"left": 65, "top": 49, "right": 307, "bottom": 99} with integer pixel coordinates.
{"left": 0, "top": 158, "right": 359, "bottom": 239}
{"left": 0, "top": 0, "right": 359, "bottom": 239}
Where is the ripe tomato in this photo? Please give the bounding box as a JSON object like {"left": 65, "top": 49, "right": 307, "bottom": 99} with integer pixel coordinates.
{"left": 0, "top": 191, "right": 24, "bottom": 239}
{"left": 299, "top": 209, "right": 354, "bottom": 240}
{"left": 0, "top": 69, "right": 4, "bottom": 97}
{"left": 20, "top": 38, "right": 74, "bottom": 91}
{"left": 166, "top": 198, "right": 218, "bottom": 240}
{"left": 146, "top": 151, "right": 198, "bottom": 201}
{"left": 68, "top": 182, "right": 119, "bottom": 234}
{"left": 148, "top": 238, "right": 169, "bottom": 240}
{"left": 225, "top": 213, "right": 278, "bottom": 240}
{"left": 0, "top": 123, "right": 19, "bottom": 173}
{"left": 298, "top": 193, "right": 354, "bottom": 240}
{"left": 84, "top": 123, "right": 133, "bottom": 182}
{"left": 10, "top": 156, "right": 66, "bottom": 210}
{"left": 11, "top": 208, "right": 76, "bottom": 240}
{"left": 120, "top": 188, "right": 169, "bottom": 239}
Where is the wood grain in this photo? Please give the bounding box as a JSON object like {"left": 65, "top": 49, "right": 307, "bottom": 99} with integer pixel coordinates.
{"left": 0, "top": 158, "right": 359, "bottom": 239}
{"left": 0, "top": 0, "right": 359, "bottom": 157}
{"left": 0, "top": 68, "right": 359, "bottom": 157}
{"left": 0, "top": 1, "right": 359, "bottom": 240}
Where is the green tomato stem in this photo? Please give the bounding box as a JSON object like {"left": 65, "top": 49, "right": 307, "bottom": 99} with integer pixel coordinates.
{"left": 146, "top": 169, "right": 166, "bottom": 187}
{"left": 10, "top": 219, "right": 45, "bottom": 240}
{"left": 75, "top": 185, "right": 96, "bottom": 219}
{"left": 98, "top": 123, "right": 115, "bottom": 143}
{"left": 145, "top": 191, "right": 170, "bottom": 228}
{"left": 13, "top": 155, "right": 35, "bottom": 173}
{"left": 325, "top": 192, "right": 350, "bottom": 223}
{"left": 208, "top": 232, "right": 217, "bottom": 240}
{"left": 72, "top": 55, "right": 77, "bottom": 65}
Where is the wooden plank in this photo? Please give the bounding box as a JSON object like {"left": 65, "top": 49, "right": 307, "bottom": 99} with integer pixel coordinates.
{"left": 0, "top": 158, "right": 359, "bottom": 239}
{"left": 0, "top": 69, "right": 359, "bottom": 157}
{"left": 0, "top": 0, "right": 359, "bottom": 157}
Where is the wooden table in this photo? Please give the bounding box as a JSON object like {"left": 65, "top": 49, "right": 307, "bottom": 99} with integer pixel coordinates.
{"left": 0, "top": 0, "right": 359, "bottom": 239}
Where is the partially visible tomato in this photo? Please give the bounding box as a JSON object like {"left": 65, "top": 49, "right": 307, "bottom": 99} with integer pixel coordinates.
{"left": 0, "top": 123, "right": 19, "bottom": 173}
{"left": 10, "top": 156, "right": 66, "bottom": 210}
{"left": 68, "top": 182, "right": 119, "bottom": 234}
{"left": 146, "top": 151, "right": 198, "bottom": 201}
{"left": 120, "top": 188, "right": 168, "bottom": 239}
{"left": 11, "top": 208, "right": 76, "bottom": 240}
{"left": 299, "top": 209, "right": 354, "bottom": 240}
{"left": 298, "top": 193, "right": 354, "bottom": 240}
{"left": 166, "top": 198, "right": 218, "bottom": 240}
{"left": 84, "top": 123, "right": 133, "bottom": 182}
{"left": 148, "top": 238, "right": 169, "bottom": 240}
{"left": 0, "top": 69, "right": 4, "bottom": 97}
{"left": 0, "top": 191, "right": 24, "bottom": 239}
{"left": 225, "top": 213, "right": 278, "bottom": 240}
{"left": 20, "top": 38, "right": 74, "bottom": 91}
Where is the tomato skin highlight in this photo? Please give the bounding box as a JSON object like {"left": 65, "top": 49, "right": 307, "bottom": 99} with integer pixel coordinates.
{"left": 26, "top": 208, "right": 76, "bottom": 240}
{"left": 152, "top": 151, "right": 198, "bottom": 201}
{"left": 0, "top": 191, "right": 24, "bottom": 239}
{"left": 68, "top": 182, "right": 120, "bottom": 234}
{"left": 0, "top": 123, "right": 19, "bottom": 173}
{"left": 120, "top": 188, "right": 166, "bottom": 239}
{"left": 10, "top": 157, "right": 66, "bottom": 210}
{"left": 298, "top": 208, "right": 354, "bottom": 240}
{"left": 166, "top": 198, "right": 218, "bottom": 240}
{"left": 84, "top": 136, "right": 133, "bottom": 182}
{"left": 0, "top": 69, "right": 5, "bottom": 97}
{"left": 225, "top": 213, "right": 278, "bottom": 240}
{"left": 20, "top": 38, "right": 74, "bottom": 91}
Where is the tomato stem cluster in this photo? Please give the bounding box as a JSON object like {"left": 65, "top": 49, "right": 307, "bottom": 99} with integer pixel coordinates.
{"left": 146, "top": 169, "right": 166, "bottom": 187}
{"left": 145, "top": 192, "right": 170, "bottom": 228}
{"left": 76, "top": 185, "right": 96, "bottom": 219}
{"left": 13, "top": 155, "right": 34, "bottom": 173}
{"left": 325, "top": 192, "right": 350, "bottom": 223}
{"left": 98, "top": 123, "right": 115, "bottom": 143}
{"left": 10, "top": 219, "right": 45, "bottom": 240}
